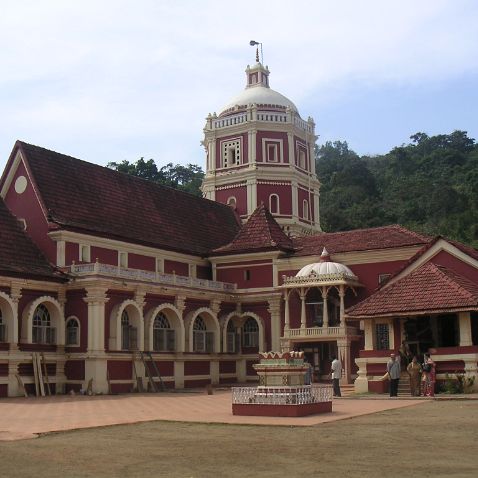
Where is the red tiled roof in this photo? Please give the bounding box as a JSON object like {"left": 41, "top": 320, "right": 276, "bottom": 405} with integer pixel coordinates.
{"left": 292, "top": 224, "right": 430, "bottom": 256}
{"left": 0, "top": 199, "right": 65, "bottom": 281}
{"left": 11, "top": 141, "right": 240, "bottom": 256}
{"left": 212, "top": 203, "right": 294, "bottom": 255}
{"left": 346, "top": 262, "right": 478, "bottom": 318}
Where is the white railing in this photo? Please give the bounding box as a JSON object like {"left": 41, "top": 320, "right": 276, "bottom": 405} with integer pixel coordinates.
{"left": 69, "top": 263, "right": 236, "bottom": 292}
{"left": 283, "top": 272, "right": 358, "bottom": 285}
{"left": 232, "top": 385, "right": 332, "bottom": 405}
{"left": 285, "top": 326, "right": 359, "bottom": 338}
{"left": 211, "top": 111, "right": 311, "bottom": 132}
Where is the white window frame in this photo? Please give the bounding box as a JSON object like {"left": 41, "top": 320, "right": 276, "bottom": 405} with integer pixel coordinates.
{"left": 221, "top": 138, "right": 242, "bottom": 168}
{"left": 79, "top": 244, "right": 91, "bottom": 262}
{"left": 156, "top": 258, "right": 164, "bottom": 273}
{"left": 65, "top": 316, "right": 80, "bottom": 347}
{"left": 269, "top": 194, "right": 280, "bottom": 214}
{"left": 303, "top": 199, "right": 309, "bottom": 220}
{"left": 118, "top": 251, "right": 128, "bottom": 268}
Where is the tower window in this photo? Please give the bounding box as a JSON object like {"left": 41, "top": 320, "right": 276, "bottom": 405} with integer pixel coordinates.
{"left": 80, "top": 244, "right": 90, "bottom": 262}
{"left": 298, "top": 150, "right": 307, "bottom": 170}
{"left": 118, "top": 252, "right": 128, "bottom": 268}
{"left": 267, "top": 144, "right": 278, "bottom": 162}
{"left": 269, "top": 194, "right": 279, "bottom": 214}
{"left": 244, "top": 270, "right": 251, "bottom": 281}
{"left": 303, "top": 200, "right": 309, "bottom": 220}
{"left": 221, "top": 139, "right": 241, "bottom": 168}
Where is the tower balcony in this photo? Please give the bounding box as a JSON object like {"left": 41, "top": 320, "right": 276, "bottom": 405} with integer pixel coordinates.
{"left": 283, "top": 325, "right": 360, "bottom": 340}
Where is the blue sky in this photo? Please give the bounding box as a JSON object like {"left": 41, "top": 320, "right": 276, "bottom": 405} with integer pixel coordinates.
{"left": 1, "top": 0, "right": 477, "bottom": 172}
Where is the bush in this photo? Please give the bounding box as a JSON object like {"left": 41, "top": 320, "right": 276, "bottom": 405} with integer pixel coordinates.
{"left": 441, "top": 373, "right": 475, "bottom": 394}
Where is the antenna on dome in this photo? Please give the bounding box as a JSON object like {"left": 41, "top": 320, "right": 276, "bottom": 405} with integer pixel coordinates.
{"left": 249, "top": 40, "right": 263, "bottom": 64}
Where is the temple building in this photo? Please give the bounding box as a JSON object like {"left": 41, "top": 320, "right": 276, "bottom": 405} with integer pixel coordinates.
{"left": 0, "top": 55, "right": 477, "bottom": 397}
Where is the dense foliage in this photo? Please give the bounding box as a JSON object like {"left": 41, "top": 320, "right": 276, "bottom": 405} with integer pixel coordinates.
{"left": 109, "top": 130, "right": 478, "bottom": 247}
{"left": 316, "top": 131, "right": 478, "bottom": 247}
{"left": 107, "top": 158, "right": 205, "bottom": 197}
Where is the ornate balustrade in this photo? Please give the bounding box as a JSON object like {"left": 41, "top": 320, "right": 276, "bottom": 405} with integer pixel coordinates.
{"left": 69, "top": 263, "right": 236, "bottom": 292}
{"left": 232, "top": 385, "right": 332, "bottom": 405}
{"left": 285, "top": 326, "right": 359, "bottom": 338}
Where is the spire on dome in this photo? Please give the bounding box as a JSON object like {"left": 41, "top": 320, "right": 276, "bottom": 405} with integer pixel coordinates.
{"left": 256, "top": 47, "right": 260, "bottom": 63}
{"left": 320, "top": 247, "right": 331, "bottom": 262}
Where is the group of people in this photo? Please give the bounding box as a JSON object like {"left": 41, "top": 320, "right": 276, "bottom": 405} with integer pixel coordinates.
{"left": 386, "top": 349, "right": 436, "bottom": 397}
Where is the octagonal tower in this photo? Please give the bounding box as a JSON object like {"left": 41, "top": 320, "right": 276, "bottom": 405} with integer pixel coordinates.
{"left": 201, "top": 54, "right": 321, "bottom": 236}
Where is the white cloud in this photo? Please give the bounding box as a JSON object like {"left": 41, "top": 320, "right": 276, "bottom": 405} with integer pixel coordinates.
{"left": 0, "top": 0, "right": 477, "bottom": 170}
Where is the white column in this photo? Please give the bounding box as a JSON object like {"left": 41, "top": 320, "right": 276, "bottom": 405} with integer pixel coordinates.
{"left": 321, "top": 288, "right": 329, "bottom": 328}
{"left": 339, "top": 285, "right": 345, "bottom": 328}
{"left": 284, "top": 291, "right": 290, "bottom": 331}
{"left": 337, "top": 339, "right": 351, "bottom": 384}
{"left": 174, "top": 361, "right": 185, "bottom": 389}
{"left": 287, "top": 132, "right": 294, "bottom": 167}
{"left": 364, "top": 319, "right": 374, "bottom": 350}
{"left": 210, "top": 360, "right": 219, "bottom": 385}
{"left": 459, "top": 311, "right": 473, "bottom": 346}
{"left": 268, "top": 296, "right": 282, "bottom": 351}
{"left": 300, "top": 290, "right": 307, "bottom": 329}
{"left": 250, "top": 129, "right": 257, "bottom": 165}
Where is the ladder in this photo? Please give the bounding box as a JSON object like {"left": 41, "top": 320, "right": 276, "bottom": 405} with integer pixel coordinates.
{"left": 140, "top": 351, "right": 165, "bottom": 392}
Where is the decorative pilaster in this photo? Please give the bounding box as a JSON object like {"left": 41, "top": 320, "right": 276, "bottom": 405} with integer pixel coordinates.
{"left": 83, "top": 287, "right": 109, "bottom": 353}
{"left": 209, "top": 298, "right": 221, "bottom": 315}
{"left": 364, "top": 319, "right": 374, "bottom": 350}
{"left": 9, "top": 283, "right": 22, "bottom": 346}
{"left": 283, "top": 291, "right": 290, "bottom": 332}
{"left": 337, "top": 338, "right": 352, "bottom": 384}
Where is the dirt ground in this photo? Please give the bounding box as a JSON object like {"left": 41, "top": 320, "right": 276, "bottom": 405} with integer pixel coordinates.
{"left": 0, "top": 400, "right": 476, "bottom": 478}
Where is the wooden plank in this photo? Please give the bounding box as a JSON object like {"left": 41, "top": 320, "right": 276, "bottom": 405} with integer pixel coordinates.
{"left": 41, "top": 353, "right": 51, "bottom": 396}
{"left": 36, "top": 353, "right": 45, "bottom": 397}
{"left": 15, "top": 373, "right": 28, "bottom": 398}
{"left": 146, "top": 352, "right": 165, "bottom": 391}
{"left": 32, "top": 353, "right": 40, "bottom": 397}
{"left": 140, "top": 352, "right": 157, "bottom": 392}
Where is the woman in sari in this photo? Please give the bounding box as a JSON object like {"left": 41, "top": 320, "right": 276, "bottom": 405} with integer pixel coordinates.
{"left": 407, "top": 355, "right": 422, "bottom": 396}
{"left": 422, "top": 353, "right": 436, "bottom": 397}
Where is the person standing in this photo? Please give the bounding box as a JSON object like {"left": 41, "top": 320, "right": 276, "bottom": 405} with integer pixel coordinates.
{"left": 387, "top": 353, "right": 401, "bottom": 397}
{"left": 406, "top": 355, "right": 422, "bottom": 396}
{"left": 422, "top": 353, "right": 436, "bottom": 397}
{"left": 331, "top": 355, "right": 342, "bottom": 397}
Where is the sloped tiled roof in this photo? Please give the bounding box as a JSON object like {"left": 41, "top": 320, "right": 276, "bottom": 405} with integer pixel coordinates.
{"left": 212, "top": 203, "right": 294, "bottom": 255}
{"left": 10, "top": 141, "right": 240, "bottom": 256}
{"left": 292, "top": 225, "right": 430, "bottom": 256}
{"left": 346, "top": 262, "right": 478, "bottom": 318}
{"left": 0, "top": 199, "right": 65, "bottom": 281}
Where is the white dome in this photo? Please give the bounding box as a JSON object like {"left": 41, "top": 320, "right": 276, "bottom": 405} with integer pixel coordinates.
{"left": 296, "top": 261, "right": 356, "bottom": 278}
{"left": 220, "top": 86, "right": 298, "bottom": 115}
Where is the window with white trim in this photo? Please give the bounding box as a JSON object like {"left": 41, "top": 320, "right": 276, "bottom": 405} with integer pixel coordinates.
{"left": 221, "top": 139, "right": 241, "bottom": 168}
{"left": 118, "top": 252, "right": 128, "bottom": 268}
{"left": 375, "top": 323, "right": 390, "bottom": 350}
{"left": 269, "top": 194, "right": 279, "bottom": 214}
{"left": 303, "top": 199, "right": 309, "bottom": 220}
{"left": 193, "top": 316, "right": 214, "bottom": 353}
{"left": 242, "top": 317, "right": 259, "bottom": 348}
{"left": 66, "top": 317, "right": 80, "bottom": 346}
{"left": 226, "top": 321, "right": 237, "bottom": 353}
{"left": 298, "top": 149, "right": 306, "bottom": 169}
{"left": 33, "top": 304, "right": 56, "bottom": 344}
{"left": 80, "top": 244, "right": 90, "bottom": 262}
{"left": 156, "top": 258, "right": 164, "bottom": 273}
{"left": 267, "top": 143, "right": 278, "bottom": 162}
{"left": 121, "top": 310, "right": 137, "bottom": 350}
{"left": 153, "top": 312, "right": 175, "bottom": 352}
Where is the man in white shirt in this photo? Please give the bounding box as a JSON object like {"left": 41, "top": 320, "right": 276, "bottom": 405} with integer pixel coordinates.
{"left": 331, "top": 355, "right": 342, "bottom": 397}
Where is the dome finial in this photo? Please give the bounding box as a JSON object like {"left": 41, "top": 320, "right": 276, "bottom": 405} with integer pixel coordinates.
{"left": 320, "top": 247, "right": 331, "bottom": 262}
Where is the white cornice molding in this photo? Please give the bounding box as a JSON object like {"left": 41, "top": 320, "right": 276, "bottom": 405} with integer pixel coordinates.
{"left": 209, "top": 251, "right": 279, "bottom": 263}
{"left": 48, "top": 230, "right": 209, "bottom": 265}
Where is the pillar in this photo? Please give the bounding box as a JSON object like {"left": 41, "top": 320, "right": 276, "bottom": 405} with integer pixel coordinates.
{"left": 321, "top": 288, "right": 329, "bottom": 328}
{"left": 268, "top": 295, "right": 282, "bottom": 351}
{"left": 83, "top": 287, "right": 109, "bottom": 394}
{"left": 174, "top": 361, "right": 185, "bottom": 389}
{"left": 283, "top": 291, "right": 290, "bottom": 332}
{"left": 337, "top": 339, "right": 352, "bottom": 384}
{"left": 339, "top": 285, "right": 345, "bottom": 328}
{"left": 300, "top": 289, "right": 307, "bottom": 329}
{"left": 458, "top": 311, "right": 473, "bottom": 347}
{"left": 210, "top": 360, "right": 220, "bottom": 385}
{"left": 364, "top": 319, "right": 374, "bottom": 350}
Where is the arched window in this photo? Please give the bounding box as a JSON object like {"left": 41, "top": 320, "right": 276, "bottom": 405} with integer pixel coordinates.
{"left": 242, "top": 317, "right": 259, "bottom": 348}
{"left": 269, "top": 194, "right": 279, "bottom": 214}
{"left": 0, "top": 307, "right": 4, "bottom": 343}
{"left": 193, "top": 316, "right": 214, "bottom": 353}
{"left": 153, "top": 312, "right": 175, "bottom": 352}
{"left": 226, "top": 320, "right": 238, "bottom": 353}
{"left": 33, "top": 304, "right": 55, "bottom": 344}
{"left": 121, "top": 310, "right": 138, "bottom": 351}
{"left": 227, "top": 196, "right": 237, "bottom": 210}
{"left": 303, "top": 199, "right": 309, "bottom": 220}
{"left": 65, "top": 317, "right": 80, "bottom": 346}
